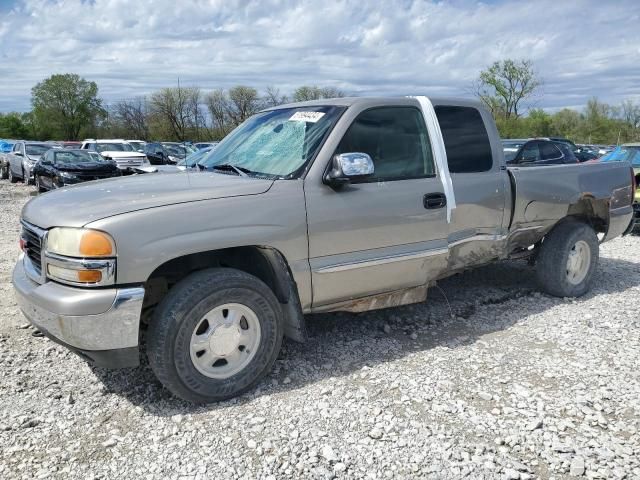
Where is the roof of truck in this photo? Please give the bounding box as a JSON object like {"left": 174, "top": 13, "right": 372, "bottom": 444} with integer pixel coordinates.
{"left": 266, "top": 96, "right": 486, "bottom": 111}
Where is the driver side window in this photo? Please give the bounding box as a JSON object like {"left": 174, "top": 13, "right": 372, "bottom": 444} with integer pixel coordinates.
{"left": 335, "top": 107, "right": 435, "bottom": 182}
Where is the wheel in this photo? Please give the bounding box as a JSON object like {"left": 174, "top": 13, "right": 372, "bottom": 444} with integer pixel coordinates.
{"left": 35, "top": 176, "right": 45, "bottom": 193}
{"left": 147, "top": 268, "right": 283, "bottom": 403}
{"left": 536, "top": 220, "right": 599, "bottom": 297}
{"left": 0, "top": 163, "right": 7, "bottom": 180}
{"left": 8, "top": 166, "right": 17, "bottom": 183}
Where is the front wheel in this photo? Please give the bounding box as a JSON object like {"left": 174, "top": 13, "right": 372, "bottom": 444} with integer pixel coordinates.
{"left": 0, "top": 163, "right": 8, "bottom": 179}
{"left": 536, "top": 220, "right": 599, "bottom": 297}
{"left": 147, "top": 268, "right": 283, "bottom": 403}
{"left": 35, "top": 175, "right": 45, "bottom": 193}
{"left": 8, "top": 166, "right": 17, "bottom": 183}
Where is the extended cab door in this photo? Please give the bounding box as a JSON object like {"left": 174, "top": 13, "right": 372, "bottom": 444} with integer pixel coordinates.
{"left": 305, "top": 104, "right": 449, "bottom": 309}
{"left": 432, "top": 104, "right": 507, "bottom": 269}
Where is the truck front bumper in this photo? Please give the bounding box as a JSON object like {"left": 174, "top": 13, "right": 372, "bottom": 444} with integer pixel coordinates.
{"left": 12, "top": 255, "right": 144, "bottom": 368}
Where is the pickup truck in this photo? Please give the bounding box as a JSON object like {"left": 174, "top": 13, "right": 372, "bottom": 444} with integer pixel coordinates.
{"left": 12, "top": 97, "right": 636, "bottom": 403}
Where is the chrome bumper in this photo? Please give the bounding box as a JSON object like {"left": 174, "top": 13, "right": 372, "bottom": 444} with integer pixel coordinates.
{"left": 12, "top": 255, "right": 144, "bottom": 352}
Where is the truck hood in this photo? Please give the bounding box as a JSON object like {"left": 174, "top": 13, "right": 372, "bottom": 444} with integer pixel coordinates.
{"left": 22, "top": 171, "right": 274, "bottom": 228}
{"left": 100, "top": 151, "right": 146, "bottom": 158}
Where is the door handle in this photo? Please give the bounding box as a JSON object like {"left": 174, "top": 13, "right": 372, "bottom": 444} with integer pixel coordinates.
{"left": 424, "top": 193, "right": 447, "bottom": 209}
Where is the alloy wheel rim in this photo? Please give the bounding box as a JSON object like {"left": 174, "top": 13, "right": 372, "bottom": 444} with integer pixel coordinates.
{"left": 566, "top": 240, "right": 591, "bottom": 285}
{"left": 189, "top": 303, "right": 261, "bottom": 379}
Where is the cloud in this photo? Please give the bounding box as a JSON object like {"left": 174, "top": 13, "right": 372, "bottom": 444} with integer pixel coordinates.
{"left": 0, "top": 0, "right": 639, "bottom": 112}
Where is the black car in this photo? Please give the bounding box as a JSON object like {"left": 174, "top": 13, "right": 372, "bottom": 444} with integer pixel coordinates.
{"left": 504, "top": 139, "right": 579, "bottom": 166}
{"left": 33, "top": 149, "right": 121, "bottom": 192}
{"left": 144, "top": 142, "right": 195, "bottom": 165}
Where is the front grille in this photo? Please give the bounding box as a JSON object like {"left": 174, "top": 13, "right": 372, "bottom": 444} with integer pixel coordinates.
{"left": 75, "top": 172, "right": 116, "bottom": 181}
{"left": 21, "top": 223, "right": 43, "bottom": 275}
{"left": 114, "top": 157, "right": 144, "bottom": 168}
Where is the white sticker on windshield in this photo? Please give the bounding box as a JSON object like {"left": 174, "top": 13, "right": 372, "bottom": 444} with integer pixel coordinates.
{"left": 289, "top": 111, "right": 325, "bottom": 123}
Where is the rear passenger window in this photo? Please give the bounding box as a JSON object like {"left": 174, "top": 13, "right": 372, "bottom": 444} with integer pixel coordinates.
{"left": 335, "top": 107, "right": 435, "bottom": 182}
{"left": 540, "top": 142, "right": 562, "bottom": 160}
{"left": 434, "top": 106, "right": 493, "bottom": 173}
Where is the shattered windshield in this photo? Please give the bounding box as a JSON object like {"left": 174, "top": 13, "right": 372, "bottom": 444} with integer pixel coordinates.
{"left": 200, "top": 106, "right": 344, "bottom": 177}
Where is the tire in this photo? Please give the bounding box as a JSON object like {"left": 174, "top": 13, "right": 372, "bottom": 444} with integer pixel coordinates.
{"left": 35, "top": 176, "right": 45, "bottom": 193}
{"left": 536, "top": 220, "right": 599, "bottom": 297}
{"left": 8, "top": 166, "right": 17, "bottom": 183}
{"left": 0, "top": 163, "right": 7, "bottom": 180}
{"left": 147, "top": 268, "right": 283, "bottom": 403}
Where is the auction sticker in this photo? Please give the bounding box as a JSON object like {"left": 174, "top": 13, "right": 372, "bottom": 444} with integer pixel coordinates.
{"left": 289, "top": 111, "right": 325, "bottom": 123}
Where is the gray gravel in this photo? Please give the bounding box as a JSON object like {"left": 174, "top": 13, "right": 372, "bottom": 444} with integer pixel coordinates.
{"left": 1, "top": 178, "right": 639, "bottom": 479}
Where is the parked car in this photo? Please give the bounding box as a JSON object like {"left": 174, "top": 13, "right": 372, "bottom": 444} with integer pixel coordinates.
{"left": 13, "top": 96, "right": 635, "bottom": 402}
{"left": 598, "top": 143, "right": 640, "bottom": 227}
{"left": 61, "top": 141, "right": 82, "bottom": 149}
{"left": 574, "top": 149, "right": 599, "bottom": 162}
{"left": 126, "top": 140, "right": 146, "bottom": 152}
{"left": 7, "top": 141, "right": 55, "bottom": 184}
{"left": 33, "top": 149, "right": 121, "bottom": 192}
{"left": 80, "top": 139, "right": 149, "bottom": 170}
{"left": 0, "top": 140, "right": 15, "bottom": 179}
{"left": 503, "top": 139, "right": 579, "bottom": 165}
{"left": 178, "top": 145, "right": 215, "bottom": 168}
{"left": 144, "top": 142, "right": 196, "bottom": 165}
{"left": 194, "top": 142, "right": 219, "bottom": 150}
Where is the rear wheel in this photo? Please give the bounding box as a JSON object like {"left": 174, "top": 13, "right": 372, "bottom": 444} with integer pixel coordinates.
{"left": 536, "top": 220, "right": 599, "bottom": 297}
{"left": 147, "top": 268, "right": 283, "bottom": 403}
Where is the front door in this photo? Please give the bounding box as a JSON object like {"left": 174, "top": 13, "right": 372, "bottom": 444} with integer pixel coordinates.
{"left": 305, "top": 106, "right": 449, "bottom": 308}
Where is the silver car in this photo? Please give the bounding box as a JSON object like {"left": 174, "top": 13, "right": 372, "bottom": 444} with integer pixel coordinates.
{"left": 7, "top": 141, "right": 55, "bottom": 184}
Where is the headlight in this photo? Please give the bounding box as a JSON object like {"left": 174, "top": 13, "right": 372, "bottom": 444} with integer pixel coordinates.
{"left": 47, "top": 228, "right": 115, "bottom": 257}
{"left": 168, "top": 155, "right": 177, "bottom": 162}
{"left": 59, "top": 171, "right": 75, "bottom": 178}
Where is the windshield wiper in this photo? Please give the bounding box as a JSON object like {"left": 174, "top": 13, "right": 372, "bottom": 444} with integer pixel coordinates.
{"left": 211, "top": 164, "right": 254, "bottom": 177}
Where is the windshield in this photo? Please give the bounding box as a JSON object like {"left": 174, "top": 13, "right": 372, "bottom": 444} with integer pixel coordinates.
{"left": 96, "top": 142, "right": 133, "bottom": 153}
{"left": 180, "top": 147, "right": 213, "bottom": 167}
{"left": 128, "top": 141, "right": 144, "bottom": 150}
{"left": 55, "top": 150, "right": 104, "bottom": 164}
{"left": 599, "top": 146, "right": 640, "bottom": 167}
{"left": 200, "top": 106, "right": 344, "bottom": 177}
{"left": 26, "top": 144, "right": 51, "bottom": 157}
{"left": 162, "top": 144, "right": 190, "bottom": 158}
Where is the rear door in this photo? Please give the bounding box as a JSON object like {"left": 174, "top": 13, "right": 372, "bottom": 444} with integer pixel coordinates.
{"left": 433, "top": 104, "right": 507, "bottom": 269}
{"left": 305, "top": 105, "right": 449, "bottom": 308}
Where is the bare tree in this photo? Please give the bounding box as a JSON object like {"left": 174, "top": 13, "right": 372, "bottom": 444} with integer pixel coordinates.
{"left": 292, "top": 85, "right": 345, "bottom": 102}
{"left": 149, "top": 85, "right": 202, "bottom": 141}
{"left": 112, "top": 97, "right": 149, "bottom": 139}
{"left": 263, "top": 86, "right": 288, "bottom": 107}
{"left": 473, "top": 59, "right": 541, "bottom": 119}
{"left": 227, "top": 86, "right": 261, "bottom": 124}
{"left": 205, "top": 89, "right": 231, "bottom": 135}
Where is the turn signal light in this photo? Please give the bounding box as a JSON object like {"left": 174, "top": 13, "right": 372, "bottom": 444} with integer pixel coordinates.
{"left": 79, "top": 231, "right": 114, "bottom": 257}
{"left": 47, "top": 265, "right": 103, "bottom": 284}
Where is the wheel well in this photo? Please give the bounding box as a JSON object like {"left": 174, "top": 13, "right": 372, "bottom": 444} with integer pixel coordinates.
{"left": 144, "top": 246, "right": 291, "bottom": 307}
{"left": 566, "top": 197, "right": 608, "bottom": 233}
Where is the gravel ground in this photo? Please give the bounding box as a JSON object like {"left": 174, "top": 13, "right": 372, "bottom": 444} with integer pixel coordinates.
{"left": 1, "top": 178, "right": 639, "bottom": 480}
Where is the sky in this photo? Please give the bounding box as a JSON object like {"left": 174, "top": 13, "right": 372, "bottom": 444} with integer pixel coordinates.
{"left": 0, "top": 0, "right": 639, "bottom": 114}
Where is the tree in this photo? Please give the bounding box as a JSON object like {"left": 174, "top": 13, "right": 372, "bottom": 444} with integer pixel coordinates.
{"left": 0, "top": 112, "right": 29, "bottom": 138}
{"left": 205, "top": 89, "right": 231, "bottom": 136}
{"left": 227, "top": 86, "right": 261, "bottom": 124}
{"left": 263, "top": 86, "right": 288, "bottom": 107}
{"left": 111, "top": 97, "right": 150, "bottom": 140}
{"left": 31, "top": 73, "right": 106, "bottom": 140}
{"left": 473, "top": 59, "right": 541, "bottom": 120}
{"left": 149, "top": 85, "right": 202, "bottom": 141}
{"left": 292, "top": 85, "right": 345, "bottom": 102}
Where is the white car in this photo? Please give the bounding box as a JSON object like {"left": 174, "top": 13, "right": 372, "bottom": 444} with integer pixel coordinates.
{"left": 80, "top": 139, "right": 149, "bottom": 170}
{"left": 126, "top": 140, "right": 147, "bottom": 152}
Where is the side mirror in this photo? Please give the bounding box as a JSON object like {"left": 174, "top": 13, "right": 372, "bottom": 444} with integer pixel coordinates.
{"left": 324, "top": 152, "right": 374, "bottom": 188}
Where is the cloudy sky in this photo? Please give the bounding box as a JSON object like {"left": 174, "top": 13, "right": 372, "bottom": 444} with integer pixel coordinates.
{"left": 0, "top": 0, "right": 639, "bottom": 113}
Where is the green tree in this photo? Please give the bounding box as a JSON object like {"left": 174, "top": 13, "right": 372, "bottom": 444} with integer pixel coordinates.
{"left": 0, "top": 112, "right": 29, "bottom": 138}
{"left": 473, "top": 59, "right": 541, "bottom": 120}
{"left": 31, "top": 74, "right": 105, "bottom": 140}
